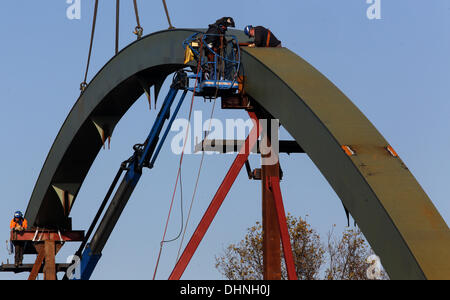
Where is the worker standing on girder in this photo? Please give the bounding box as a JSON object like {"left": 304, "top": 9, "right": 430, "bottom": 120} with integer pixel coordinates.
{"left": 244, "top": 25, "right": 282, "bottom": 48}
{"left": 10, "top": 211, "right": 27, "bottom": 267}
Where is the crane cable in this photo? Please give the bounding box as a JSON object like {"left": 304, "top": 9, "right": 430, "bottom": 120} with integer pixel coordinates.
{"left": 115, "top": 0, "right": 120, "bottom": 55}
{"left": 80, "top": 0, "right": 99, "bottom": 92}
{"left": 152, "top": 45, "right": 203, "bottom": 279}
{"left": 162, "top": 0, "right": 174, "bottom": 29}
{"left": 133, "top": 0, "right": 143, "bottom": 39}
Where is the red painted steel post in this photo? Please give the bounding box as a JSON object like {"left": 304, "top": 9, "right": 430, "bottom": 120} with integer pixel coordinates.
{"left": 169, "top": 112, "right": 261, "bottom": 280}
{"left": 10, "top": 230, "right": 84, "bottom": 242}
{"left": 270, "top": 176, "right": 298, "bottom": 280}
{"left": 28, "top": 244, "right": 45, "bottom": 280}
{"left": 258, "top": 114, "right": 282, "bottom": 279}
{"left": 43, "top": 240, "right": 57, "bottom": 280}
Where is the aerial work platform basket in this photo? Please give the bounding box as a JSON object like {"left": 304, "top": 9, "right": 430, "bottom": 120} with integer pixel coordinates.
{"left": 182, "top": 32, "right": 241, "bottom": 98}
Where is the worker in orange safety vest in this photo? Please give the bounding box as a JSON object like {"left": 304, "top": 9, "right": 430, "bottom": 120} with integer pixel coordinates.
{"left": 10, "top": 211, "right": 27, "bottom": 267}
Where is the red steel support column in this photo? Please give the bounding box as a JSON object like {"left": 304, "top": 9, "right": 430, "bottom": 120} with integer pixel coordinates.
{"left": 169, "top": 111, "right": 261, "bottom": 280}
{"left": 28, "top": 244, "right": 45, "bottom": 280}
{"left": 259, "top": 115, "right": 283, "bottom": 280}
{"left": 44, "top": 240, "right": 56, "bottom": 280}
{"left": 261, "top": 149, "right": 281, "bottom": 278}
{"left": 270, "top": 176, "right": 298, "bottom": 280}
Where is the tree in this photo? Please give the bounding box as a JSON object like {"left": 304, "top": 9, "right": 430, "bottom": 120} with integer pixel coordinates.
{"left": 325, "top": 227, "right": 381, "bottom": 280}
{"left": 215, "top": 215, "right": 389, "bottom": 280}
{"left": 285, "top": 215, "right": 325, "bottom": 280}
{"left": 215, "top": 214, "right": 324, "bottom": 280}
{"left": 215, "top": 221, "right": 264, "bottom": 280}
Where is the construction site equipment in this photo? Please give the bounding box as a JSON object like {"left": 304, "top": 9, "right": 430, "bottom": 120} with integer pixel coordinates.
{"left": 20, "top": 29, "right": 450, "bottom": 280}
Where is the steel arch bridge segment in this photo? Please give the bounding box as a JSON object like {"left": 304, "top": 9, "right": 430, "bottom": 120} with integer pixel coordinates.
{"left": 24, "top": 29, "right": 450, "bottom": 280}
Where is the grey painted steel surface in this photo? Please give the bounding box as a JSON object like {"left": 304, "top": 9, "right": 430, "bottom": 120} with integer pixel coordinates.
{"left": 25, "top": 29, "right": 450, "bottom": 279}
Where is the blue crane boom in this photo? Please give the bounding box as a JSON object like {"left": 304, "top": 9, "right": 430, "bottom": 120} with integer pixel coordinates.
{"left": 78, "top": 72, "right": 188, "bottom": 280}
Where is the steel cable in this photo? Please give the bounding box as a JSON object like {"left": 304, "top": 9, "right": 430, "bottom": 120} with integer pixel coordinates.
{"left": 80, "top": 0, "right": 99, "bottom": 92}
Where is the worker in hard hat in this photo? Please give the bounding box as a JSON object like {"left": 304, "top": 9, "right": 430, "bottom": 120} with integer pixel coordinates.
{"left": 204, "top": 17, "right": 236, "bottom": 80}
{"left": 10, "top": 211, "right": 28, "bottom": 267}
{"left": 205, "top": 17, "right": 235, "bottom": 50}
{"left": 244, "top": 25, "right": 282, "bottom": 48}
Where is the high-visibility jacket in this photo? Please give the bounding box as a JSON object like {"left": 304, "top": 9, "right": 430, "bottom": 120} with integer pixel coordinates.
{"left": 10, "top": 218, "right": 27, "bottom": 230}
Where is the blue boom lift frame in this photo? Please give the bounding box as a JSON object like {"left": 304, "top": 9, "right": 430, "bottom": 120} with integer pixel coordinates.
{"left": 183, "top": 32, "right": 241, "bottom": 98}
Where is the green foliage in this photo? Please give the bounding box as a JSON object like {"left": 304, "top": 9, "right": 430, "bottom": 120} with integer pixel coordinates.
{"left": 215, "top": 215, "right": 389, "bottom": 280}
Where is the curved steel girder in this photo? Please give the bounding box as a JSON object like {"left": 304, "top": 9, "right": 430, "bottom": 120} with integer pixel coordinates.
{"left": 24, "top": 29, "right": 450, "bottom": 279}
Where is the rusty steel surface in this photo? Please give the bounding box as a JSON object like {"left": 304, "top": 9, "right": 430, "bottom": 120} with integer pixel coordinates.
{"left": 10, "top": 230, "right": 84, "bottom": 242}
{"left": 43, "top": 240, "right": 56, "bottom": 280}
{"left": 260, "top": 118, "right": 282, "bottom": 280}
{"left": 261, "top": 156, "right": 282, "bottom": 279}
{"left": 24, "top": 29, "right": 450, "bottom": 279}
{"left": 28, "top": 245, "right": 45, "bottom": 280}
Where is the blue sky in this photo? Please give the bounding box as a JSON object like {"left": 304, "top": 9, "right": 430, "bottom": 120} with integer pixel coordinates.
{"left": 0, "top": 0, "right": 449, "bottom": 279}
